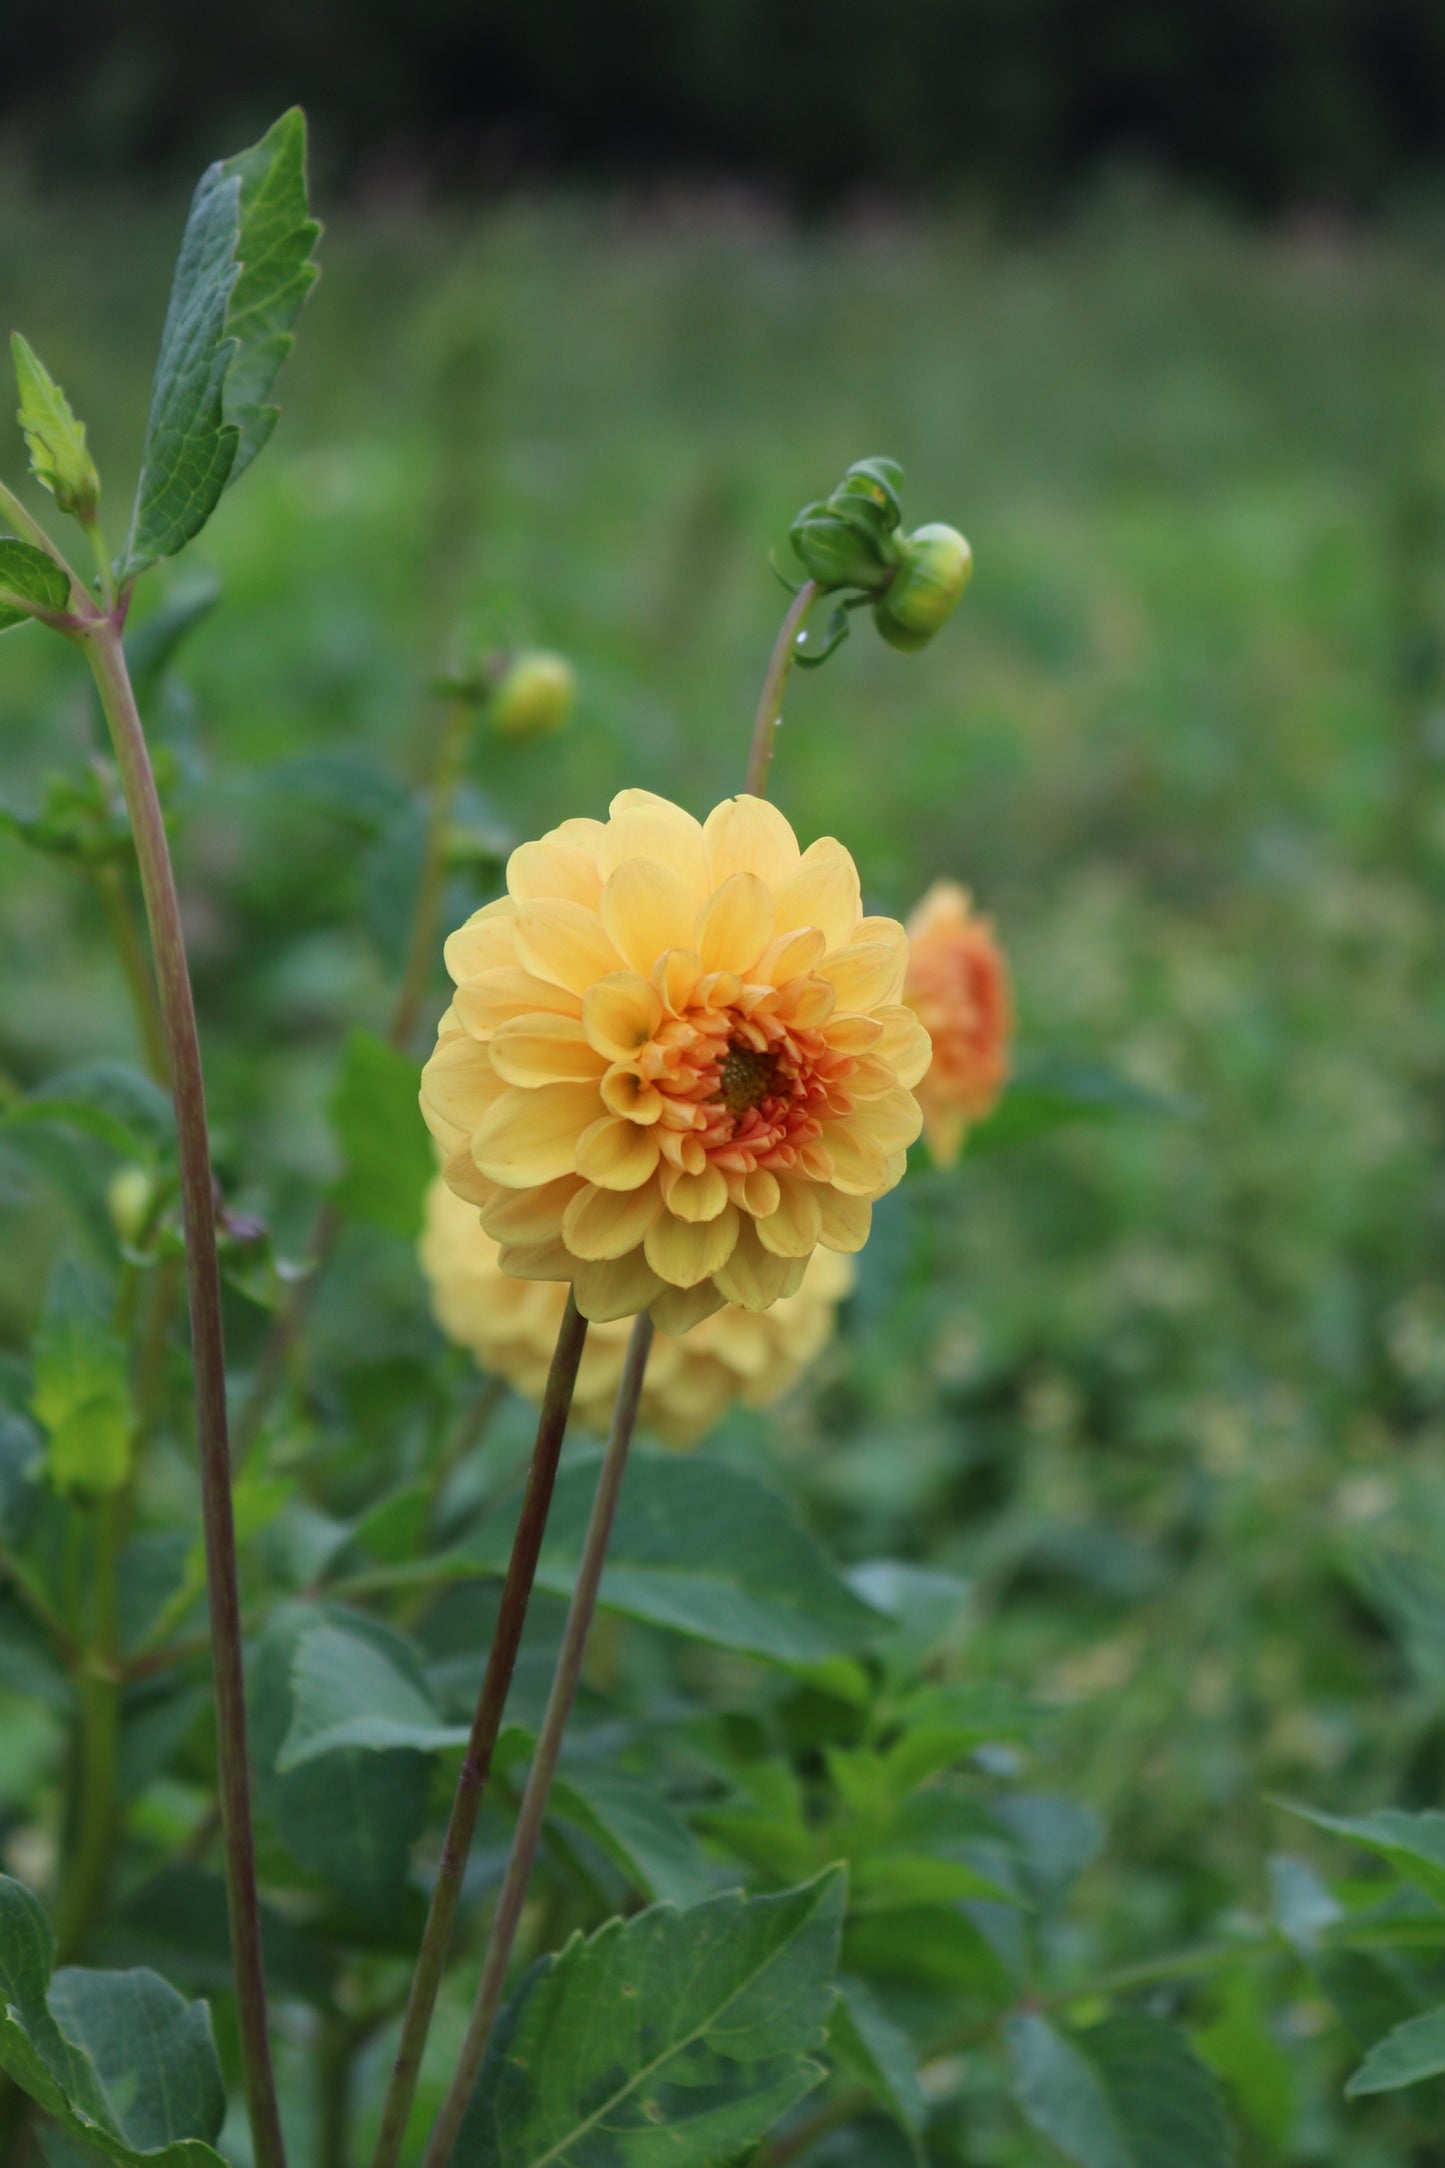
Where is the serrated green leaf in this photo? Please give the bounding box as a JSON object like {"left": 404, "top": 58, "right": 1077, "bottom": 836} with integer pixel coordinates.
{"left": 0, "top": 1875, "right": 226, "bottom": 2165}
{"left": 454, "top": 1870, "right": 845, "bottom": 2167}
{"left": 12, "top": 334, "right": 100, "bottom": 523}
{"left": 549, "top": 1761, "right": 715, "bottom": 1907}
{"left": 1346, "top": 2001, "right": 1445, "bottom": 2095}
{"left": 1007, "top": 2013, "right": 1236, "bottom": 2168}
{"left": 828, "top": 1977, "right": 927, "bottom": 2160}
{"left": 122, "top": 109, "right": 318, "bottom": 577}
{"left": 466, "top": 1453, "right": 884, "bottom": 1665}
{"left": 0, "top": 536, "right": 70, "bottom": 631}
{"left": 30, "top": 1261, "right": 133, "bottom": 1496}
{"left": 1279, "top": 1801, "right": 1445, "bottom": 1912}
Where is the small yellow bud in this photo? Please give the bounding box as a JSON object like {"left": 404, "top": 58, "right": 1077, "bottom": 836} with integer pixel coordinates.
{"left": 873, "top": 523, "right": 973, "bottom": 652}
{"left": 106, "top": 1164, "right": 156, "bottom": 1248}
{"left": 490, "top": 651, "right": 576, "bottom": 739}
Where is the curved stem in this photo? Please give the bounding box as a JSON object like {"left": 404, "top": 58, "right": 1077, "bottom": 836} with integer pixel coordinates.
{"left": 80, "top": 618, "right": 287, "bottom": 2168}
{"left": 744, "top": 580, "right": 818, "bottom": 800}
{"left": 421, "top": 1316, "right": 655, "bottom": 2168}
{"left": 369, "top": 1298, "right": 589, "bottom": 2168}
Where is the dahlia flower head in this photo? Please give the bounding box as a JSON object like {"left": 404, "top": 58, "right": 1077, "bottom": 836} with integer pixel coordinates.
{"left": 420, "top": 789, "right": 930, "bottom": 1334}
{"left": 422, "top": 1175, "right": 853, "bottom": 1446}
{"left": 904, "top": 880, "right": 1012, "bottom": 1166}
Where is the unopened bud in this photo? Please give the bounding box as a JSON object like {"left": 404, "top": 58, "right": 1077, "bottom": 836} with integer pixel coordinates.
{"left": 11, "top": 333, "right": 101, "bottom": 528}
{"left": 107, "top": 1164, "right": 156, "bottom": 1248}
{"left": 789, "top": 456, "right": 905, "bottom": 596}
{"left": 873, "top": 523, "right": 973, "bottom": 652}
{"left": 490, "top": 651, "right": 577, "bottom": 739}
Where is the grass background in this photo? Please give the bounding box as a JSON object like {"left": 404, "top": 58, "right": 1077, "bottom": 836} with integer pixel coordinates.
{"left": 3, "top": 174, "right": 1445, "bottom": 2157}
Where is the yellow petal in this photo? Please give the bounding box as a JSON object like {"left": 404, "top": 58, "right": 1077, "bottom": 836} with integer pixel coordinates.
{"left": 552, "top": 815, "right": 609, "bottom": 855}
{"left": 573, "top": 1248, "right": 666, "bottom": 1323}
{"left": 650, "top": 1280, "right": 728, "bottom": 1336}
{"left": 644, "top": 1203, "right": 740, "bottom": 1288}
{"left": 772, "top": 838, "right": 861, "bottom": 949}
{"left": 864, "top": 1086, "right": 925, "bottom": 1153}
{"left": 600, "top": 793, "right": 709, "bottom": 898}
{"left": 497, "top": 1236, "right": 574, "bottom": 1281}
{"left": 756, "top": 926, "right": 826, "bottom": 985}
{"left": 660, "top": 1162, "right": 730, "bottom": 1222}
{"left": 815, "top": 1187, "right": 873, "bottom": 1253}
{"left": 819, "top": 942, "right": 906, "bottom": 1012}
{"left": 600, "top": 1065, "right": 664, "bottom": 1124}
{"left": 513, "top": 900, "right": 625, "bottom": 995}
{"left": 455, "top": 969, "right": 583, "bottom": 1036}
{"left": 874, "top": 1005, "right": 933, "bottom": 1090}
{"left": 703, "top": 795, "right": 801, "bottom": 887}
{"left": 695, "top": 871, "right": 775, "bottom": 976}
{"left": 583, "top": 973, "right": 664, "bottom": 1061}
{"left": 420, "top": 1034, "right": 506, "bottom": 1132}
{"left": 489, "top": 1013, "right": 608, "bottom": 1086}
{"left": 736, "top": 1168, "right": 781, "bottom": 1218}
{"left": 472, "top": 1082, "right": 601, "bottom": 1187}
{"left": 443, "top": 898, "right": 518, "bottom": 984}
{"left": 822, "top": 1120, "right": 890, "bottom": 1196}
{"left": 441, "top": 1142, "right": 498, "bottom": 1209}
{"left": 480, "top": 1175, "right": 583, "bottom": 1246}
{"left": 754, "top": 1177, "right": 822, "bottom": 1258}
{"left": 575, "top": 1114, "right": 662, "bottom": 1191}
{"left": 507, "top": 838, "right": 603, "bottom": 906}
{"left": 823, "top": 1013, "right": 884, "bottom": 1056}
{"left": 600, "top": 859, "right": 698, "bottom": 975}
{"left": 654, "top": 949, "right": 704, "bottom": 1014}
{"left": 714, "top": 1220, "right": 799, "bottom": 1312}
{"left": 562, "top": 1179, "right": 664, "bottom": 1260}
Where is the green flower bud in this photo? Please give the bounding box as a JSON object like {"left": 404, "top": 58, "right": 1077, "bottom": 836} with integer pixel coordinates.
{"left": 872, "top": 523, "right": 973, "bottom": 651}
{"left": 107, "top": 1164, "right": 156, "bottom": 1248}
{"left": 789, "top": 457, "right": 907, "bottom": 596}
{"left": 490, "top": 651, "right": 577, "bottom": 739}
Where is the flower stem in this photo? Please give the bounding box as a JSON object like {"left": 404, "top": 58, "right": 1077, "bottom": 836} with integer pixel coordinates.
{"left": 744, "top": 580, "right": 818, "bottom": 799}
{"left": 79, "top": 616, "right": 287, "bottom": 2168}
{"left": 420, "top": 1315, "right": 655, "bottom": 2168}
{"left": 368, "top": 1296, "right": 589, "bottom": 2168}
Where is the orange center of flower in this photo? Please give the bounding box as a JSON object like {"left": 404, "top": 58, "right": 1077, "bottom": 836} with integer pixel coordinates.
{"left": 637, "top": 995, "right": 858, "bottom": 1180}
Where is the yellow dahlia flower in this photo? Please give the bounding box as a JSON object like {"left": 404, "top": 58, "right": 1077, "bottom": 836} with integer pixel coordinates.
{"left": 421, "top": 1174, "right": 853, "bottom": 1447}
{"left": 420, "top": 789, "right": 929, "bottom": 1333}
{"left": 904, "top": 880, "right": 1012, "bottom": 1166}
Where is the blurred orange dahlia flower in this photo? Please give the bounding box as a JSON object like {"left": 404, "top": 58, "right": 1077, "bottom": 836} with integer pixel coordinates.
{"left": 420, "top": 789, "right": 928, "bottom": 1333}
{"left": 904, "top": 880, "right": 1012, "bottom": 1165}
{"left": 421, "top": 1174, "right": 853, "bottom": 1446}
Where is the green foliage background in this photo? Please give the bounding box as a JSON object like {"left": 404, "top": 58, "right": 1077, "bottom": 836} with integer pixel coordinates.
{"left": 2, "top": 171, "right": 1445, "bottom": 2162}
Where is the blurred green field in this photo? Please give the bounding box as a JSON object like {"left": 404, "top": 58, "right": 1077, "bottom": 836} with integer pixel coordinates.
{"left": 4, "top": 176, "right": 1445, "bottom": 2158}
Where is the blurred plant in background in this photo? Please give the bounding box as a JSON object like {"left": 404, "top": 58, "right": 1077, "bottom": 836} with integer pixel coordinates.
{"left": 0, "top": 99, "right": 1444, "bottom": 2168}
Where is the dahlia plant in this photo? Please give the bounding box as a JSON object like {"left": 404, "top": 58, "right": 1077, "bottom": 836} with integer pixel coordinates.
{"left": 2, "top": 105, "right": 1337, "bottom": 2168}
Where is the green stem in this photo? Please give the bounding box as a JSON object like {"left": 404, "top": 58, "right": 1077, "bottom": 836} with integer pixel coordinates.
{"left": 368, "top": 1298, "right": 589, "bottom": 2168}
{"left": 79, "top": 616, "right": 287, "bottom": 2168}
{"left": 0, "top": 478, "right": 83, "bottom": 582}
{"left": 420, "top": 1316, "right": 655, "bottom": 2168}
{"left": 93, "top": 863, "right": 170, "bottom": 1085}
{"left": 744, "top": 580, "right": 818, "bottom": 799}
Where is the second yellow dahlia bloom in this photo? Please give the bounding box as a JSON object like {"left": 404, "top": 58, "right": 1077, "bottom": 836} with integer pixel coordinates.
{"left": 421, "top": 1174, "right": 853, "bottom": 1446}
{"left": 420, "top": 789, "right": 929, "bottom": 1332}
{"left": 904, "top": 880, "right": 1012, "bottom": 1165}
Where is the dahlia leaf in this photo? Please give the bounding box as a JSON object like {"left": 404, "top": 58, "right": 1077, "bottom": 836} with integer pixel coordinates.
{"left": 0, "top": 1874, "right": 226, "bottom": 2166}
{"left": 121, "top": 109, "right": 318, "bottom": 579}
{"left": 548, "top": 1761, "right": 715, "bottom": 1907}
{"left": 466, "top": 1452, "right": 886, "bottom": 1665}
{"left": 1007, "top": 2012, "right": 1236, "bottom": 2168}
{"left": 29, "top": 1260, "right": 133, "bottom": 1497}
{"left": 11, "top": 334, "right": 100, "bottom": 523}
{"left": 453, "top": 1870, "right": 844, "bottom": 2167}
{"left": 0, "top": 537, "right": 70, "bottom": 632}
